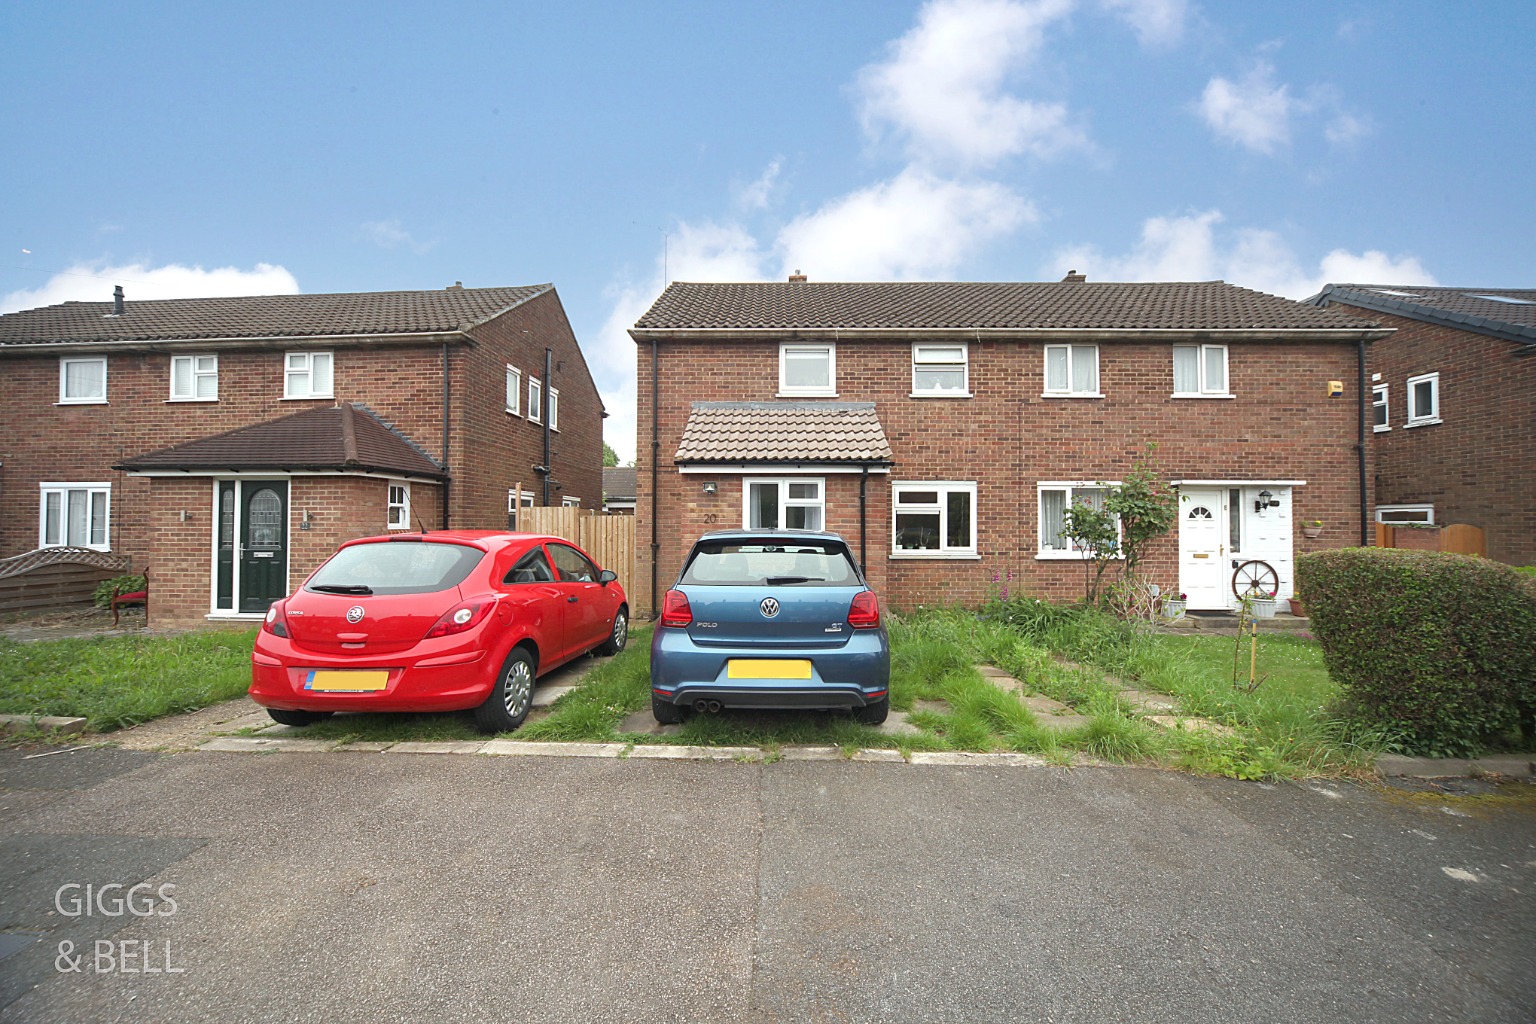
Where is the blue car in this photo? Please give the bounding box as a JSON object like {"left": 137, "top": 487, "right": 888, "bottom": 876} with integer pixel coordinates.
{"left": 650, "top": 529, "right": 891, "bottom": 725}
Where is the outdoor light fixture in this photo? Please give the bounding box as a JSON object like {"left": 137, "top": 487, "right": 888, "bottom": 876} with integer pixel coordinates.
{"left": 1254, "top": 489, "right": 1276, "bottom": 513}
{"left": 702, "top": 482, "right": 718, "bottom": 495}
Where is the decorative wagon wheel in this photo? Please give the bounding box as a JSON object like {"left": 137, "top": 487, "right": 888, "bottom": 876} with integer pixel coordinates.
{"left": 1231, "top": 559, "right": 1279, "bottom": 600}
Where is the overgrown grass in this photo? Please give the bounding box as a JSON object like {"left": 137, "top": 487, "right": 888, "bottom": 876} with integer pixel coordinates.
{"left": 0, "top": 629, "right": 257, "bottom": 731}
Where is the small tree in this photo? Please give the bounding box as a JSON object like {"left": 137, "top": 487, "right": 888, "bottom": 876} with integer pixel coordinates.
{"left": 1062, "top": 499, "right": 1119, "bottom": 605}
{"left": 1106, "top": 448, "right": 1178, "bottom": 580}
{"left": 602, "top": 442, "right": 619, "bottom": 468}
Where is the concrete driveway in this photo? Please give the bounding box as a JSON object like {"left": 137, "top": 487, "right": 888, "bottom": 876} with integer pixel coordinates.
{"left": 1, "top": 748, "right": 1532, "bottom": 1023}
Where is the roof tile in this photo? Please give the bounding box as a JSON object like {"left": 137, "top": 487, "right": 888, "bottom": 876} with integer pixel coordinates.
{"left": 676, "top": 402, "right": 893, "bottom": 464}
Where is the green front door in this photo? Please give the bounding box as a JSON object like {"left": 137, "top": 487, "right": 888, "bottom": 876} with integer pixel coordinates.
{"left": 238, "top": 481, "right": 288, "bottom": 613}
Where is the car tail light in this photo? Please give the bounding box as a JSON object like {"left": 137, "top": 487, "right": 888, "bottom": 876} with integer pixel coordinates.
{"left": 848, "top": 591, "right": 881, "bottom": 629}
{"left": 424, "top": 599, "right": 494, "bottom": 639}
{"left": 263, "top": 602, "right": 290, "bottom": 638}
{"left": 659, "top": 590, "right": 692, "bottom": 628}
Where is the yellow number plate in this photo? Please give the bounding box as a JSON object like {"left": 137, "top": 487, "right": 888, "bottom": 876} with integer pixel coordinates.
{"left": 306, "top": 670, "right": 390, "bottom": 692}
{"left": 727, "top": 660, "right": 812, "bottom": 680}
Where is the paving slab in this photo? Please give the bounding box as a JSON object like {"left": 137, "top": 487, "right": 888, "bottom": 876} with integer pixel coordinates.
{"left": 909, "top": 751, "right": 1052, "bottom": 767}
{"left": 480, "top": 740, "right": 627, "bottom": 758}
{"left": 531, "top": 685, "right": 577, "bottom": 709}
{"left": 778, "top": 746, "right": 846, "bottom": 761}
{"left": 911, "top": 699, "right": 950, "bottom": 715}
{"left": 617, "top": 711, "right": 682, "bottom": 736}
{"left": 628, "top": 744, "right": 765, "bottom": 761}
{"left": 1145, "top": 715, "right": 1238, "bottom": 738}
{"left": 973, "top": 664, "right": 1013, "bottom": 680}
{"left": 112, "top": 696, "right": 265, "bottom": 751}
{"left": 1032, "top": 714, "right": 1093, "bottom": 733}
{"left": 1021, "top": 694, "right": 1073, "bottom": 715}
{"left": 329, "top": 741, "right": 397, "bottom": 752}
{"left": 385, "top": 740, "right": 488, "bottom": 755}
{"left": 876, "top": 712, "right": 923, "bottom": 737}
{"left": 1119, "top": 688, "right": 1180, "bottom": 713}
{"left": 197, "top": 736, "right": 336, "bottom": 753}
{"left": 0, "top": 714, "right": 87, "bottom": 736}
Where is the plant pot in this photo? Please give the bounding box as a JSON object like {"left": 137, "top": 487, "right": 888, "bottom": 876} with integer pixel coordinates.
{"left": 1287, "top": 597, "right": 1307, "bottom": 617}
{"left": 1302, "top": 525, "right": 1323, "bottom": 539}
{"left": 1249, "top": 598, "right": 1277, "bottom": 619}
{"left": 1161, "top": 599, "right": 1187, "bottom": 620}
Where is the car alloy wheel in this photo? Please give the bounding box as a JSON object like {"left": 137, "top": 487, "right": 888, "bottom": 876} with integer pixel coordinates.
{"left": 598, "top": 607, "right": 628, "bottom": 655}
{"left": 475, "top": 647, "right": 536, "bottom": 733}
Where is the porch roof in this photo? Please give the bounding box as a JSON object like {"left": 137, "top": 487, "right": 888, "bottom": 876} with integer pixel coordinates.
{"left": 675, "top": 402, "right": 894, "bottom": 465}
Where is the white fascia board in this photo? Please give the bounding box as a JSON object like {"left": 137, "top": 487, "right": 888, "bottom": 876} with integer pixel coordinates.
{"left": 676, "top": 464, "right": 891, "bottom": 475}
{"left": 1169, "top": 479, "right": 1307, "bottom": 486}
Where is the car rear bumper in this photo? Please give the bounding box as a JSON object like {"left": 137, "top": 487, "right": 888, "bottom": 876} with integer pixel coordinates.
{"left": 249, "top": 639, "right": 497, "bottom": 713}
{"left": 649, "top": 627, "right": 889, "bottom": 711}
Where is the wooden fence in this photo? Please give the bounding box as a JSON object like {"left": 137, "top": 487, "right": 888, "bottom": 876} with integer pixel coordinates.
{"left": 1374, "top": 523, "right": 1486, "bottom": 557}
{"left": 519, "top": 508, "right": 636, "bottom": 601}
{"left": 0, "top": 547, "right": 131, "bottom": 615}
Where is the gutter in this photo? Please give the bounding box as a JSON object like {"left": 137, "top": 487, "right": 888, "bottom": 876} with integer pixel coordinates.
{"left": 1357, "top": 337, "right": 1369, "bottom": 547}
{"left": 630, "top": 327, "right": 1394, "bottom": 344}
{"left": 0, "top": 330, "right": 477, "bottom": 357}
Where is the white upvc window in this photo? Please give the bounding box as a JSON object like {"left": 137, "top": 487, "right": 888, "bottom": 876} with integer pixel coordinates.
{"left": 170, "top": 354, "right": 218, "bottom": 401}
{"left": 1042, "top": 344, "right": 1100, "bottom": 397}
{"left": 549, "top": 387, "right": 560, "bottom": 431}
{"left": 561, "top": 496, "right": 581, "bottom": 508}
{"left": 911, "top": 343, "right": 970, "bottom": 396}
{"left": 779, "top": 344, "right": 836, "bottom": 397}
{"left": 387, "top": 483, "right": 411, "bottom": 530}
{"left": 39, "top": 483, "right": 111, "bottom": 551}
{"left": 506, "top": 366, "right": 522, "bottom": 415}
{"left": 1406, "top": 372, "right": 1440, "bottom": 426}
{"left": 1372, "top": 383, "right": 1389, "bottom": 431}
{"left": 1037, "top": 482, "right": 1121, "bottom": 558}
{"left": 59, "top": 357, "right": 107, "bottom": 404}
{"left": 508, "top": 488, "right": 534, "bottom": 527}
{"left": 1172, "top": 344, "right": 1229, "bottom": 397}
{"left": 743, "top": 478, "right": 824, "bottom": 531}
{"left": 284, "top": 351, "right": 333, "bottom": 399}
{"left": 529, "top": 378, "right": 543, "bottom": 424}
{"left": 1376, "top": 504, "right": 1434, "bottom": 525}
{"left": 892, "top": 482, "right": 977, "bottom": 558}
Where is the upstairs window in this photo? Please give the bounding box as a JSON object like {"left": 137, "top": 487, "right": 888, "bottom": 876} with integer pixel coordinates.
{"left": 1372, "top": 384, "right": 1389, "bottom": 431}
{"left": 1042, "top": 344, "right": 1100, "bottom": 397}
{"left": 285, "top": 351, "right": 333, "bottom": 399}
{"left": 171, "top": 354, "right": 218, "bottom": 401}
{"left": 59, "top": 357, "right": 107, "bottom": 404}
{"left": 40, "top": 483, "right": 111, "bottom": 550}
{"left": 528, "top": 378, "right": 543, "bottom": 424}
{"left": 779, "top": 344, "right": 836, "bottom": 397}
{"left": 911, "top": 343, "right": 969, "bottom": 396}
{"left": 505, "top": 366, "right": 522, "bottom": 415}
{"left": 1406, "top": 372, "right": 1440, "bottom": 425}
{"left": 892, "top": 482, "right": 976, "bottom": 557}
{"left": 387, "top": 483, "right": 411, "bottom": 530}
{"left": 1172, "top": 344, "right": 1229, "bottom": 396}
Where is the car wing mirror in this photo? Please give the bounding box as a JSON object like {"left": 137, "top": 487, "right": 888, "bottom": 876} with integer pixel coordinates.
{"left": 598, "top": 569, "right": 618, "bottom": 585}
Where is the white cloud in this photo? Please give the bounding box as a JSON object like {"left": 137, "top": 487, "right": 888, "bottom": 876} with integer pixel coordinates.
{"left": 856, "top": 0, "right": 1085, "bottom": 168}
{"left": 735, "top": 159, "right": 783, "bottom": 210}
{"left": 361, "top": 218, "right": 436, "bottom": 254}
{"left": 1198, "top": 61, "right": 1294, "bottom": 154}
{"left": 2, "top": 261, "right": 300, "bottom": 314}
{"left": 1098, "top": 0, "right": 1188, "bottom": 46}
{"left": 1323, "top": 109, "right": 1370, "bottom": 146}
{"left": 777, "top": 168, "right": 1035, "bottom": 280}
{"left": 1048, "top": 209, "right": 1436, "bottom": 298}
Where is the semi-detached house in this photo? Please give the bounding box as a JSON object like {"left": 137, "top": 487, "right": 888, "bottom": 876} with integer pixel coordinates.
{"left": 630, "top": 276, "right": 1390, "bottom": 616}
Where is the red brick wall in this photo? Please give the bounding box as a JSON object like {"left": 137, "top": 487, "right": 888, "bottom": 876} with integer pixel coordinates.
{"left": 636, "top": 335, "right": 1370, "bottom": 615}
{"left": 1339, "top": 304, "right": 1536, "bottom": 566}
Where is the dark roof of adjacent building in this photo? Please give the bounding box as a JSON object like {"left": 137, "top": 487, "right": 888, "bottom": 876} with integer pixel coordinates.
{"left": 676, "top": 402, "right": 894, "bottom": 465}
{"left": 633, "top": 280, "right": 1377, "bottom": 333}
{"left": 1304, "top": 284, "right": 1536, "bottom": 344}
{"left": 0, "top": 285, "right": 550, "bottom": 346}
{"left": 603, "top": 466, "right": 637, "bottom": 500}
{"left": 115, "top": 402, "right": 447, "bottom": 479}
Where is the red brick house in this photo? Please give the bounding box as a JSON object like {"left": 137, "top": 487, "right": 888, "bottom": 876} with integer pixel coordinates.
{"left": 0, "top": 284, "right": 605, "bottom": 625}
{"left": 630, "top": 277, "right": 1390, "bottom": 615}
{"left": 1305, "top": 284, "right": 1535, "bottom": 566}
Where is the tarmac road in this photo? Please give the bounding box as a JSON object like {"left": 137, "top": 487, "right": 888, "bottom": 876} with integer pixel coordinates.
{"left": 0, "top": 747, "right": 1532, "bottom": 1023}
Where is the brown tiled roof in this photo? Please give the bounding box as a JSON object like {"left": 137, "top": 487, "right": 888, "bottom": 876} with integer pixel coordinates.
{"left": 676, "top": 402, "right": 894, "bottom": 464}
{"left": 634, "top": 281, "right": 1376, "bottom": 332}
{"left": 1308, "top": 284, "right": 1536, "bottom": 342}
{"left": 603, "top": 466, "right": 637, "bottom": 499}
{"left": 116, "top": 403, "right": 446, "bottom": 479}
{"left": 0, "top": 285, "right": 549, "bottom": 346}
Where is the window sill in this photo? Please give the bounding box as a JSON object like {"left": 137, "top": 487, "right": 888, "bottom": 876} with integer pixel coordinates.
{"left": 908, "top": 392, "right": 974, "bottom": 399}
{"left": 166, "top": 398, "right": 218, "bottom": 404}
{"left": 1039, "top": 392, "right": 1104, "bottom": 400}
{"left": 1035, "top": 551, "right": 1124, "bottom": 561}
{"left": 505, "top": 409, "right": 522, "bottom": 418}
{"left": 282, "top": 395, "right": 334, "bottom": 401}
{"left": 890, "top": 551, "right": 981, "bottom": 560}
{"left": 1405, "top": 418, "right": 1442, "bottom": 428}
{"left": 206, "top": 612, "right": 265, "bottom": 621}
{"left": 777, "top": 391, "right": 839, "bottom": 399}
{"left": 1171, "top": 393, "right": 1235, "bottom": 400}
{"left": 1373, "top": 425, "right": 1390, "bottom": 433}
{"left": 55, "top": 400, "right": 108, "bottom": 406}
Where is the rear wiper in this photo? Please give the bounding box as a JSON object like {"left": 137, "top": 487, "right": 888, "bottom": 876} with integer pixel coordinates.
{"left": 310, "top": 584, "right": 375, "bottom": 595}
{"left": 765, "top": 576, "right": 822, "bottom": 585}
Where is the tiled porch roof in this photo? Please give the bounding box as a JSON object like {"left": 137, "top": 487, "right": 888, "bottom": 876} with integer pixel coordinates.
{"left": 675, "top": 402, "right": 894, "bottom": 465}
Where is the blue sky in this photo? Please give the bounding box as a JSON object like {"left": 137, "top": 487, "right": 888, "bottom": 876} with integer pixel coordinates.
{"left": 3, "top": 1, "right": 1533, "bottom": 461}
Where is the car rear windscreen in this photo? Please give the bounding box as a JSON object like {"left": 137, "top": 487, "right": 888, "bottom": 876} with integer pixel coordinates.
{"left": 680, "top": 540, "right": 859, "bottom": 586}
{"left": 307, "top": 541, "right": 484, "bottom": 596}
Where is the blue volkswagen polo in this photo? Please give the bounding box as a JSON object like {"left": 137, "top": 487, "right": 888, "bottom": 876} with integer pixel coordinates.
{"left": 650, "top": 529, "right": 890, "bottom": 725}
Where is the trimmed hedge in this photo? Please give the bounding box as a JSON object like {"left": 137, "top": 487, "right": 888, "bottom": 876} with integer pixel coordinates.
{"left": 1296, "top": 548, "right": 1536, "bottom": 757}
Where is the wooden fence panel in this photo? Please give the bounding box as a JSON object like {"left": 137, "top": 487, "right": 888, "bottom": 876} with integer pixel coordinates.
{"left": 518, "top": 508, "right": 637, "bottom": 603}
{"left": 0, "top": 562, "right": 120, "bottom": 614}
{"left": 1373, "top": 522, "right": 1486, "bottom": 557}
{"left": 1440, "top": 524, "right": 1487, "bottom": 557}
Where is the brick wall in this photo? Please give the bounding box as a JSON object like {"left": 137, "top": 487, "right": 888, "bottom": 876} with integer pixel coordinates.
{"left": 1346, "top": 305, "right": 1536, "bottom": 565}
{"left": 636, "top": 335, "right": 1370, "bottom": 615}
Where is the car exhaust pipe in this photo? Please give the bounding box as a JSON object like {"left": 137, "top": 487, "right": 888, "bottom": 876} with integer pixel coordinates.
{"left": 692, "top": 699, "right": 723, "bottom": 714}
{"left": 707, "top": 700, "right": 722, "bottom": 713}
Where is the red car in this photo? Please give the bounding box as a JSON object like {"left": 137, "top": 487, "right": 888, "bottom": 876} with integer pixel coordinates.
{"left": 250, "top": 531, "right": 628, "bottom": 732}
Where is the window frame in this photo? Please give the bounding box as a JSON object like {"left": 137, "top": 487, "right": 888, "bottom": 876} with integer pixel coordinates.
{"left": 910, "top": 342, "right": 971, "bottom": 398}
{"left": 1376, "top": 504, "right": 1435, "bottom": 525}
{"left": 1171, "top": 343, "right": 1231, "bottom": 398}
{"left": 283, "top": 350, "right": 334, "bottom": 400}
{"left": 778, "top": 343, "right": 837, "bottom": 397}
{"left": 58, "top": 357, "right": 108, "bottom": 404}
{"left": 1036, "top": 481, "right": 1122, "bottom": 559}
{"left": 1041, "top": 343, "right": 1102, "bottom": 398}
{"left": 528, "top": 377, "right": 543, "bottom": 424}
{"left": 1372, "top": 383, "right": 1390, "bottom": 432}
{"left": 507, "top": 489, "right": 534, "bottom": 527}
{"left": 890, "top": 481, "right": 979, "bottom": 559}
{"left": 548, "top": 386, "right": 560, "bottom": 431}
{"left": 169, "top": 353, "right": 219, "bottom": 402}
{"left": 741, "top": 477, "right": 826, "bottom": 531}
{"left": 38, "top": 482, "right": 112, "bottom": 551}
{"left": 1406, "top": 372, "right": 1440, "bottom": 426}
{"left": 505, "top": 365, "right": 522, "bottom": 416}
{"left": 387, "top": 482, "right": 411, "bottom": 530}
{"left": 561, "top": 496, "right": 581, "bottom": 508}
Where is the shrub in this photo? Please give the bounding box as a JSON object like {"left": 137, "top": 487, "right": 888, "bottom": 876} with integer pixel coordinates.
{"left": 93, "top": 573, "right": 147, "bottom": 609}
{"left": 1296, "top": 548, "right": 1536, "bottom": 757}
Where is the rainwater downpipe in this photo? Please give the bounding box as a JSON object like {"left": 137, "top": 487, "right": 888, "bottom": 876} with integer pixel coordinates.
{"left": 1357, "top": 336, "right": 1368, "bottom": 547}
{"left": 859, "top": 465, "right": 868, "bottom": 572}
{"left": 649, "top": 338, "right": 660, "bottom": 619}
{"left": 441, "top": 342, "right": 451, "bottom": 529}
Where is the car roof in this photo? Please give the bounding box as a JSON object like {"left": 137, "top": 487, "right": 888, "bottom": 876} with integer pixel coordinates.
{"left": 340, "top": 531, "right": 564, "bottom": 551}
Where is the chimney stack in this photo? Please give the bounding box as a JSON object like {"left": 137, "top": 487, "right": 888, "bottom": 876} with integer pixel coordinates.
{"left": 1061, "top": 270, "right": 1086, "bottom": 283}
{"left": 788, "top": 270, "right": 807, "bottom": 283}
{"left": 446, "top": 281, "right": 463, "bottom": 290}
{"left": 113, "top": 285, "right": 125, "bottom": 315}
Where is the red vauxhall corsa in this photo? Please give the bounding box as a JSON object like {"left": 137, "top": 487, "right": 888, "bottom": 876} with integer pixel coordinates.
{"left": 250, "top": 531, "right": 628, "bottom": 733}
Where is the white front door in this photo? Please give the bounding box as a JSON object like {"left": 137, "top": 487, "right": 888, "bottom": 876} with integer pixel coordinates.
{"left": 1178, "top": 488, "right": 1229, "bottom": 610}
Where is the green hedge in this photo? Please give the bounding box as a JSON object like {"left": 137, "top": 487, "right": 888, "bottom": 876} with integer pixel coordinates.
{"left": 1296, "top": 548, "right": 1536, "bottom": 757}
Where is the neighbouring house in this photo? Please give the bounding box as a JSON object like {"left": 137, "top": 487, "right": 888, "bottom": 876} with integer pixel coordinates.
{"left": 630, "top": 276, "right": 1391, "bottom": 615}
{"left": 603, "top": 466, "right": 637, "bottom": 514}
{"left": 1304, "top": 284, "right": 1536, "bottom": 565}
{"left": 0, "top": 283, "right": 605, "bottom": 625}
